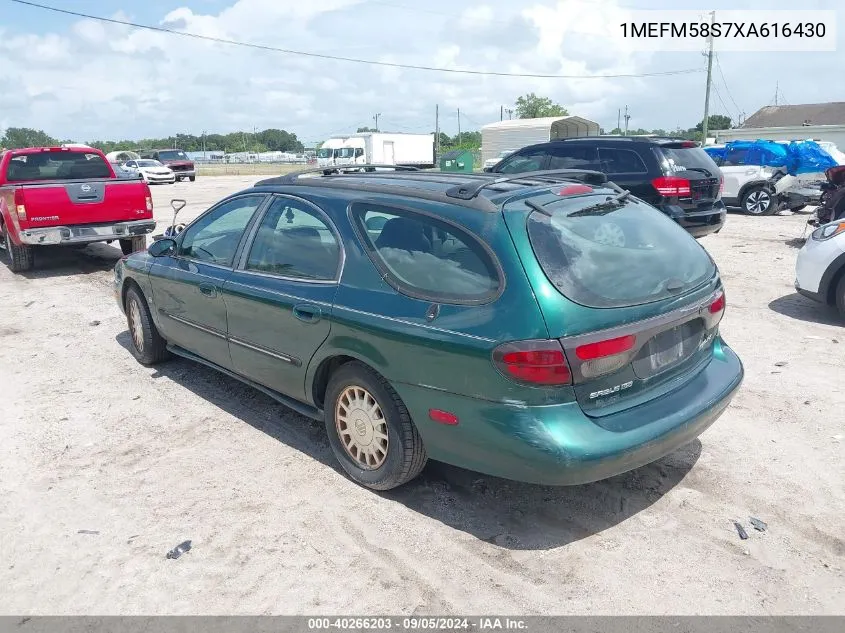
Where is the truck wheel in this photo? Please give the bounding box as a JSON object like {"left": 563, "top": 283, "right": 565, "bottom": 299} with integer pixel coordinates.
{"left": 189, "top": 176, "right": 196, "bottom": 182}
{"left": 124, "top": 285, "right": 169, "bottom": 365}
{"left": 324, "top": 361, "right": 427, "bottom": 491}
{"left": 2, "top": 224, "right": 35, "bottom": 272}
{"left": 120, "top": 236, "right": 147, "bottom": 255}
{"left": 741, "top": 185, "right": 776, "bottom": 216}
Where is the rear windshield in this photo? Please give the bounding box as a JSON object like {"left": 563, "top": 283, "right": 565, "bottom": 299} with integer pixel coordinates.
{"left": 655, "top": 146, "right": 719, "bottom": 177}
{"left": 521, "top": 189, "right": 715, "bottom": 308}
{"left": 5, "top": 152, "right": 111, "bottom": 182}
{"left": 157, "top": 150, "right": 189, "bottom": 161}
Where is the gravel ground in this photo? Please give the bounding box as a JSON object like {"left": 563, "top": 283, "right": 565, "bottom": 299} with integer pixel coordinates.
{"left": 0, "top": 177, "right": 843, "bottom": 615}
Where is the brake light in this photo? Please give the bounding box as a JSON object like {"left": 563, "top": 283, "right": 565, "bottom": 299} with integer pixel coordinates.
{"left": 555, "top": 184, "right": 593, "bottom": 196}
{"left": 709, "top": 290, "right": 725, "bottom": 315}
{"left": 492, "top": 340, "right": 572, "bottom": 386}
{"left": 679, "top": 141, "right": 697, "bottom": 148}
{"left": 145, "top": 196, "right": 153, "bottom": 212}
{"left": 719, "top": 176, "right": 724, "bottom": 194}
{"left": 652, "top": 176, "right": 691, "bottom": 197}
{"left": 13, "top": 188, "right": 26, "bottom": 220}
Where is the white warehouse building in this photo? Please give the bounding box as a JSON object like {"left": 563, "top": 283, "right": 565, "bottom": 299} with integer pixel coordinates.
{"left": 480, "top": 116, "right": 601, "bottom": 163}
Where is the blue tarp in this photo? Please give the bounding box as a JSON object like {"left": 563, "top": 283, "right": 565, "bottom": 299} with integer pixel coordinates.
{"left": 704, "top": 140, "right": 837, "bottom": 175}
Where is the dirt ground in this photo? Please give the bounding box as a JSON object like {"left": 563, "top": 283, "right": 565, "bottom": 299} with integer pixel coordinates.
{"left": 1, "top": 176, "right": 843, "bottom": 615}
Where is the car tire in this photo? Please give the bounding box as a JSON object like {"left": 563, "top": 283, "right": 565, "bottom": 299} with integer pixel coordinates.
{"left": 2, "top": 223, "right": 35, "bottom": 272}
{"left": 120, "top": 236, "right": 147, "bottom": 255}
{"left": 124, "top": 285, "right": 169, "bottom": 365}
{"left": 189, "top": 176, "right": 196, "bottom": 182}
{"left": 324, "top": 361, "right": 427, "bottom": 490}
{"left": 741, "top": 185, "right": 776, "bottom": 216}
{"left": 836, "top": 275, "right": 845, "bottom": 322}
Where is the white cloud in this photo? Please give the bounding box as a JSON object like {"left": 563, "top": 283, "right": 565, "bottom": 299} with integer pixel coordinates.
{"left": 0, "top": 0, "right": 843, "bottom": 145}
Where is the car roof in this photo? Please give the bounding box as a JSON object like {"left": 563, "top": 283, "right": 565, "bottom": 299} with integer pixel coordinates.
{"left": 549, "top": 136, "right": 702, "bottom": 146}
{"left": 252, "top": 167, "right": 618, "bottom": 212}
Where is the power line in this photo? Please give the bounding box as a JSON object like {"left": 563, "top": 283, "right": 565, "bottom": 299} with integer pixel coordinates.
{"left": 8, "top": 0, "right": 705, "bottom": 80}
{"left": 714, "top": 53, "right": 742, "bottom": 117}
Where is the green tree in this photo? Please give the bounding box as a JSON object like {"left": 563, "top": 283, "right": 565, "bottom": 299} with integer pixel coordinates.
{"left": 695, "top": 114, "right": 732, "bottom": 132}
{"left": 514, "top": 93, "right": 568, "bottom": 119}
{"left": 1, "top": 127, "right": 58, "bottom": 148}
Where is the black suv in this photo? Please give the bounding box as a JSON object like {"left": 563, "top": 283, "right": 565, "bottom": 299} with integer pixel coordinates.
{"left": 486, "top": 137, "right": 726, "bottom": 238}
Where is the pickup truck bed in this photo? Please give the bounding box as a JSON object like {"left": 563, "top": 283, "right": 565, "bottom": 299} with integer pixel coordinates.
{"left": 0, "top": 146, "right": 155, "bottom": 272}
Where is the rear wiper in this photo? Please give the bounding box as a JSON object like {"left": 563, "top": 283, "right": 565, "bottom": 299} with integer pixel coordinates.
{"left": 679, "top": 167, "right": 713, "bottom": 177}
{"left": 566, "top": 190, "right": 632, "bottom": 217}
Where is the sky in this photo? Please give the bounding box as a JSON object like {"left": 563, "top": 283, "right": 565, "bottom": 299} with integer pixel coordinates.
{"left": 0, "top": 0, "right": 842, "bottom": 146}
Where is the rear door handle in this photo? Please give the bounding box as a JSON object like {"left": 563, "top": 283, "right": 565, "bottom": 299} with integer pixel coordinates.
{"left": 199, "top": 283, "right": 218, "bottom": 298}
{"left": 293, "top": 303, "right": 321, "bottom": 323}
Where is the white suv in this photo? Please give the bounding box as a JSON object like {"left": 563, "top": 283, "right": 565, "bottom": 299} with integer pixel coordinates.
{"left": 795, "top": 219, "right": 845, "bottom": 319}
{"left": 708, "top": 143, "right": 823, "bottom": 215}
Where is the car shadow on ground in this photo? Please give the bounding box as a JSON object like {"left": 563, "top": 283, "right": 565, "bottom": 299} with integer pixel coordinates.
{"left": 769, "top": 293, "right": 842, "bottom": 326}
{"left": 115, "top": 331, "right": 702, "bottom": 551}
{"left": 15, "top": 243, "right": 123, "bottom": 279}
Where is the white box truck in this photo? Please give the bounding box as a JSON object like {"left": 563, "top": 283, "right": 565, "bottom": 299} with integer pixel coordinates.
{"left": 335, "top": 133, "right": 435, "bottom": 168}
{"left": 316, "top": 136, "right": 348, "bottom": 167}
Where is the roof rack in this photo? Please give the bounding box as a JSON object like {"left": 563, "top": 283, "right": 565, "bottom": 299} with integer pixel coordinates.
{"left": 443, "top": 168, "right": 609, "bottom": 201}
{"left": 259, "top": 164, "right": 420, "bottom": 186}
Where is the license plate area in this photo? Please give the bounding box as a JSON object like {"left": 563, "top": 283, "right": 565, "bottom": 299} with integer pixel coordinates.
{"left": 632, "top": 319, "right": 706, "bottom": 379}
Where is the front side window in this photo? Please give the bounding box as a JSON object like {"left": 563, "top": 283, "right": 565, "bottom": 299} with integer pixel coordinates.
{"left": 495, "top": 149, "right": 547, "bottom": 174}
{"left": 178, "top": 195, "right": 265, "bottom": 266}
{"left": 351, "top": 204, "right": 501, "bottom": 304}
{"left": 547, "top": 145, "right": 600, "bottom": 170}
{"left": 245, "top": 197, "right": 341, "bottom": 280}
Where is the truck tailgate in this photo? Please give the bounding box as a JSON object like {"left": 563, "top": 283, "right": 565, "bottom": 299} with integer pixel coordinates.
{"left": 17, "top": 179, "right": 152, "bottom": 227}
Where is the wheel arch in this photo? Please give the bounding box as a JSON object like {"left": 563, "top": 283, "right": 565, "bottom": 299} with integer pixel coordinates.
{"left": 820, "top": 252, "right": 845, "bottom": 306}
{"left": 310, "top": 353, "right": 386, "bottom": 410}
{"left": 738, "top": 179, "right": 774, "bottom": 203}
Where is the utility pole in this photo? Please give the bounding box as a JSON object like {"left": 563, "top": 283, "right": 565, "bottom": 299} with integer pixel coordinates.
{"left": 457, "top": 108, "right": 461, "bottom": 145}
{"left": 500, "top": 105, "right": 503, "bottom": 121}
{"left": 623, "top": 105, "right": 630, "bottom": 136}
{"left": 373, "top": 113, "right": 380, "bottom": 131}
{"left": 202, "top": 130, "right": 207, "bottom": 161}
{"left": 774, "top": 81, "right": 779, "bottom": 106}
{"left": 617, "top": 109, "right": 621, "bottom": 134}
{"left": 505, "top": 108, "right": 513, "bottom": 120}
{"left": 701, "top": 10, "right": 716, "bottom": 143}
{"left": 435, "top": 104, "right": 440, "bottom": 156}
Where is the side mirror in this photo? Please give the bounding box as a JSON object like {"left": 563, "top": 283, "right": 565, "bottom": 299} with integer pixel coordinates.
{"left": 483, "top": 167, "right": 493, "bottom": 173}
{"left": 148, "top": 238, "right": 176, "bottom": 257}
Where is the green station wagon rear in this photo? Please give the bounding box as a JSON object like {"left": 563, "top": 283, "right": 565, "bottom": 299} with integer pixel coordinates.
{"left": 115, "top": 167, "right": 743, "bottom": 490}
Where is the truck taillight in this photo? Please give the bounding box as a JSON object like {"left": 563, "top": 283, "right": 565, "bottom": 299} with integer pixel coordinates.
{"left": 13, "top": 188, "right": 26, "bottom": 220}
{"left": 145, "top": 196, "right": 153, "bottom": 212}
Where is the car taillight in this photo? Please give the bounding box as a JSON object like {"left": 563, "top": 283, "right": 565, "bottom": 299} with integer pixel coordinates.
{"left": 145, "top": 196, "right": 153, "bottom": 212}
{"left": 13, "top": 188, "right": 26, "bottom": 220}
{"left": 574, "top": 335, "right": 637, "bottom": 379}
{"left": 718, "top": 176, "right": 724, "bottom": 194}
{"left": 652, "top": 176, "right": 691, "bottom": 197}
{"left": 492, "top": 340, "right": 572, "bottom": 386}
{"left": 709, "top": 290, "right": 725, "bottom": 316}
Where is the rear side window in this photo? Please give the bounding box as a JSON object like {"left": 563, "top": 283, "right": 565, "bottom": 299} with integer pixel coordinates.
{"left": 496, "top": 149, "right": 547, "bottom": 174}
{"left": 518, "top": 190, "right": 715, "bottom": 309}
{"left": 656, "top": 147, "right": 720, "bottom": 176}
{"left": 597, "top": 147, "right": 648, "bottom": 174}
{"left": 351, "top": 203, "right": 502, "bottom": 304}
{"left": 5, "top": 152, "right": 111, "bottom": 182}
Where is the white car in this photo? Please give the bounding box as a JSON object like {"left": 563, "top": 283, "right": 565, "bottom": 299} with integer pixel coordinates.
{"left": 122, "top": 159, "right": 176, "bottom": 184}
{"left": 483, "top": 149, "right": 517, "bottom": 170}
{"left": 795, "top": 219, "right": 845, "bottom": 319}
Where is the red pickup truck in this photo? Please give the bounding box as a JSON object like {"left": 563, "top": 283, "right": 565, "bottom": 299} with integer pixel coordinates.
{"left": 0, "top": 145, "right": 155, "bottom": 272}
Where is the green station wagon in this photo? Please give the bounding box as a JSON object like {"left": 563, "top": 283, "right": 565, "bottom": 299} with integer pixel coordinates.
{"left": 114, "top": 167, "right": 744, "bottom": 490}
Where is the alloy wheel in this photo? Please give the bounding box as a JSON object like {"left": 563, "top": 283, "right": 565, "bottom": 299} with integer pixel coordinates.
{"left": 335, "top": 386, "right": 389, "bottom": 470}
{"left": 128, "top": 298, "right": 145, "bottom": 354}
{"left": 745, "top": 189, "right": 771, "bottom": 214}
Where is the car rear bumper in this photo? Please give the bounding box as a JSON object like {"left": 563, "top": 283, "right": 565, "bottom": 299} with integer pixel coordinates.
{"left": 393, "top": 337, "right": 743, "bottom": 486}
{"left": 18, "top": 219, "right": 156, "bottom": 246}
{"left": 662, "top": 202, "right": 727, "bottom": 238}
